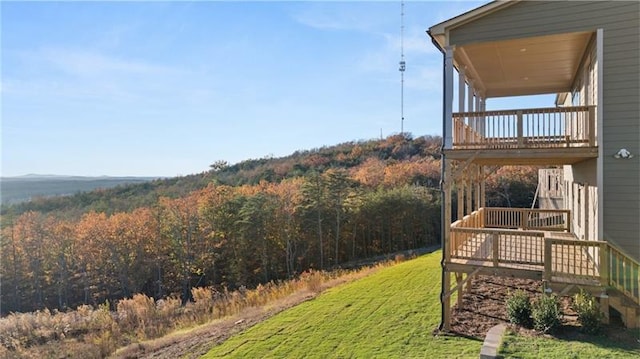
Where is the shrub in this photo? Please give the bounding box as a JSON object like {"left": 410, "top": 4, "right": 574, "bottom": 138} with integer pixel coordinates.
{"left": 572, "top": 290, "right": 603, "bottom": 334}
{"left": 532, "top": 294, "right": 562, "bottom": 333}
{"left": 116, "top": 294, "right": 156, "bottom": 339}
{"left": 302, "top": 269, "right": 323, "bottom": 293}
{"left": 506, "top": 290, "right": 532, "bottom": 326}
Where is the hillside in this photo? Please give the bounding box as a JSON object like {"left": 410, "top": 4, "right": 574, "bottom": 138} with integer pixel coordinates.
{"left": 204, "top": 251, "right": 481, "bottom": 358}
{"left": 0, "top": 175, "right": 158, "bottom": 205}
{"left": 0, "top": 134, "right": 539, "bottom": 315}
{"left": 0, "top": 134, "right": 446, "bottom": 314}
{"left": 1, "top": 134, "right": 441, "bottom": 217}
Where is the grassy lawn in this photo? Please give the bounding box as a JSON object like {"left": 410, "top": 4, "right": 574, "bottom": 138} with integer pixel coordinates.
{"left": 203, "top": 250, "right": 482, "bottom": 358}
{"left": 203, "top": 250, "right": 640, "bottom": 358}
{"left": 499, "top": 329, "right": 640, "bottom": 358}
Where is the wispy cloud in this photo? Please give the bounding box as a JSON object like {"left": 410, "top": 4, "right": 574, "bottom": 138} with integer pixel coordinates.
{"left": 291, "top": 2, "right": 392, "bottom": 33}
{"left": 39, "top": 48, "right": 182, "bottom": 78}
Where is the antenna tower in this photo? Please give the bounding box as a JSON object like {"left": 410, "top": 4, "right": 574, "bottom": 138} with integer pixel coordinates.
{"left": 398, "top": 0, "right": 406, "bottom": 136}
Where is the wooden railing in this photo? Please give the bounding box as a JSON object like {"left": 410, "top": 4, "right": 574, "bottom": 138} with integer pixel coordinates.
{"left": 452, "top": 106, "right": 596, "bottom": 149}
{"left": 449, "top": 207, "right": 639, "bottom": 306}
{"left": 607, "top": 244, "right": 640, "bottom": 305}
{"left": 545, "top": 239, "right": 639, "bottom": 305}
{"left": 451, "top": 226, "right": 544, "bottom": 267}
{"left": 484, "top": 207, "right": 570, "bottom": 232}
{"left": 544, "top": 238, "right": 602, "bottom": 284}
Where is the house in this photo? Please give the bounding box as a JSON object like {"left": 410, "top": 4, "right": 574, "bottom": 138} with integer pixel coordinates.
{"left": 428, "top": 0, "right": 639, "bottom": 329}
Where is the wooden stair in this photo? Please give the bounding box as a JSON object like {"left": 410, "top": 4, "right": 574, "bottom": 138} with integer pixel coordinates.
{"left": 608, "top": 289, "right": 639, "bottom": 329}
{"left": 546, "top": 282, "right": 639, "bottom": 328}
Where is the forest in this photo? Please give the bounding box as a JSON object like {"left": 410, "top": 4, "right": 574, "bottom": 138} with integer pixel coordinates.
{"left": 0, "top": 135, "right": 537, "bottom": 314}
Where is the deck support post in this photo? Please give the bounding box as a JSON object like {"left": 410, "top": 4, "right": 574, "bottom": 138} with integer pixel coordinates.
{"left": 466, "top": 170, "right": 472, "bottom": 217}
{"left": 544, "top": 238, "right": 552, "bottom": 282}
{"left": 475, "top": 165, "right": 481, "bottom": 212}
{"left": 599, "top": 242, "right": 609, "bottom": 286}
{"left": 455, "top": 273, "right": 464, "bottom": 307}
{"left": 491, "top": 234, "right": 499, "bottom": 267}
{"left": 443, "top": 269, "right": 451, "bottom": 331}
{"left": 466, "top": 273, "right": 474, "bottom": 293}
{"left": 441, "top": 158, "right": 453, "bottom": 332}
{"left": 588, "top": 106, "right": 596, "bottom": 147}
{"left": 480, "top": 166, "right": 486, "bottom": 211}
{"left": 457, "top": 177, "right": 464, "bottom": 221}
{"left": 599, "top": 293, "right": 610, "bottom": 325}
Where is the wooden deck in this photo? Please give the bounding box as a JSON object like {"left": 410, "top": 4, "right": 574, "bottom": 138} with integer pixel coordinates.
{"left": 449, "top": 230, "right": 601, "bottom": 286}
{"left": 446, "top": 208, "right": 640, "bottom": 306}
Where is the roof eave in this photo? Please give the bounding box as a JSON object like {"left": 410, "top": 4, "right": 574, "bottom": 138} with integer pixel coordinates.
{"left": 427, "top": 1, "right": 519, "bottom": 49}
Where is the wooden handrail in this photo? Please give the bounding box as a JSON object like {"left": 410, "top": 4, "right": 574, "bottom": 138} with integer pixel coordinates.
{"left": 484, "top": 207, "right": 570, "bottom": 232}
{"left": 606, "top": 242, "right": 639, "bottom": 305}
{"left": 448, "top": 207, "right": 638, "bottom": 306}
{"left": 450, "top": 226, "right": 544, "bottom": 267}
{"left": 452, "top": 105, "right": 596, "bottom": 150}
{"left": 543, "top": 238, "right": 639, "bottom": 305}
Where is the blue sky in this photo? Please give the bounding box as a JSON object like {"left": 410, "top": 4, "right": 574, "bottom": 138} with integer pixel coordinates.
{"left": 1, "top": 1, "right": 553, "bottom": 177}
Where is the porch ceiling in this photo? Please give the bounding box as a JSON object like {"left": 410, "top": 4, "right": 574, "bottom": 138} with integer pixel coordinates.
{"left": 456, "top": 31, "right": 593, "bottom": 98}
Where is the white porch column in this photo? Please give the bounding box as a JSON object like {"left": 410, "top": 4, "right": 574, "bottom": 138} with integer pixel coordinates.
{"left": 467, "top": 82, "right": 475, "bottom": 113}
{"left": 477, "top": 95, "right": 486, "bottom": 135}
{"left": 458, "top": 67, "right": 466, "bottom": 113}
{"left": 443, "top": 46, "right": 454, "bottom": 149}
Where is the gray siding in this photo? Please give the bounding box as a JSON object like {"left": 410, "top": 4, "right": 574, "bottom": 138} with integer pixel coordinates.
{"left": 450, "top": 1, "right": 639, "bottom": 261}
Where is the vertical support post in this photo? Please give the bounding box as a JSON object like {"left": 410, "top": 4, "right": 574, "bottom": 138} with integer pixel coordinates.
{"left": 475, "top": 165, "right": 481, "bottom": 211}
{"left": 457, "top": 178, "right": 464, "bottom": 222}
{"left": 492, "top": 234, "right": 499, "bottom": 267}
{"left": 517, "top": 110, "right": 524, "bottom": 147}
{"left": 443, "top": 46, "right": 454, "bottom": 150}
{"left": 478, "top": 96, "right": 486, "bottom": 137}
{"left": 466, "top": 169, "right": 473, "bottom": 214}
{"left": 599, "top": 293, "right": 610, "bottom": 325}
{"left": 588, "top": 106, "right": 596, "bottom": 147}
{"left": 599, "top": 243, "right": 609, "bottom": 286}
{"left": 480, "top": 166, "right": 486, "bottom": 211}
{"left": 458, "top": 67, "right": 466, "bottom": 114}
{"left": 439, "top": 45, "right": 455, "bottom": 333}
{"left": 456, "top": 273, "right": 463, "bottom": 307}
{"left": 442, "top": 159, "right": 453, "bottom": 332}
{"left": 444, "top": 160, "right": 452, "bottom": 263}
{"left": 443, "top": 270, "right": 451, "bottom": 331}
{"left": 596, "top": 28, "right": 604, "bottom": 243}
{"left": 468, "top": 81, "right": 475, "bottom": 130}
{"left": 544, "top": 238, "right": 552, "bottom": 282}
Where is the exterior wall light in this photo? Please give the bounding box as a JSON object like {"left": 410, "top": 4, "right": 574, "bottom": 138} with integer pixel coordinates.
{"left": 613, "top": 148, "right": 634, "bottom": 159}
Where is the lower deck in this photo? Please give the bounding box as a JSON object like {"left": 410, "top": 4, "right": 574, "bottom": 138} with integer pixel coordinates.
{"left": 449, "top": 230, "right": 602, "bottom": 287}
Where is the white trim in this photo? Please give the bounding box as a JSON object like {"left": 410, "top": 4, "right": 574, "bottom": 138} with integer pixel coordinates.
{"left": 596, "top": 28, "right": 604, "bottom": 241}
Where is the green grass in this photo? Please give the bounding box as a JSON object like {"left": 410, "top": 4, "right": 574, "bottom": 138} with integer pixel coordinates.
{"left": 203, "top": 251, "right": 640, "bottom": 358}
{"left": 203, "top": 251, "right": 481, "bottom": 358}
{"left": 499, "top": 330, "right": 640, "bottom": 358}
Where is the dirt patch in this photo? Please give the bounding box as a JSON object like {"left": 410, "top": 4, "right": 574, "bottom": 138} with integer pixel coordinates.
{"left": 449, "top": 275, "right": 638, "bottom": 348}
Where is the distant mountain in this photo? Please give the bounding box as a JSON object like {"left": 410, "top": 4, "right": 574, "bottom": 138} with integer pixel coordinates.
{"left": 0, "top": 176, "right": 160, "bottom": 205}
{"left": 1, "top": 135, "right": 443, "bottom": 216}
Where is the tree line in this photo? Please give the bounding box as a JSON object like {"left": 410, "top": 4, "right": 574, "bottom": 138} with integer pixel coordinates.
{"left": 1, "top": 165, "right": 441, "bottom": 314}
{"left": 0, "top": 135, "right": 538, "bottom": 314}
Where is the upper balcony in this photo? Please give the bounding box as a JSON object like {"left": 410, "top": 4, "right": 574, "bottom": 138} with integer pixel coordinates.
{"left": 431, "top": 28, "right": 601, "bottom": 165}
{"left": 447, "top": 105, "right": 598, "bottom": 165}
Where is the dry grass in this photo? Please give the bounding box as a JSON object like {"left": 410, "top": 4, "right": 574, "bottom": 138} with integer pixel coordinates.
{"left": 0, "top": 260, "right": 395, "bottom": 359}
